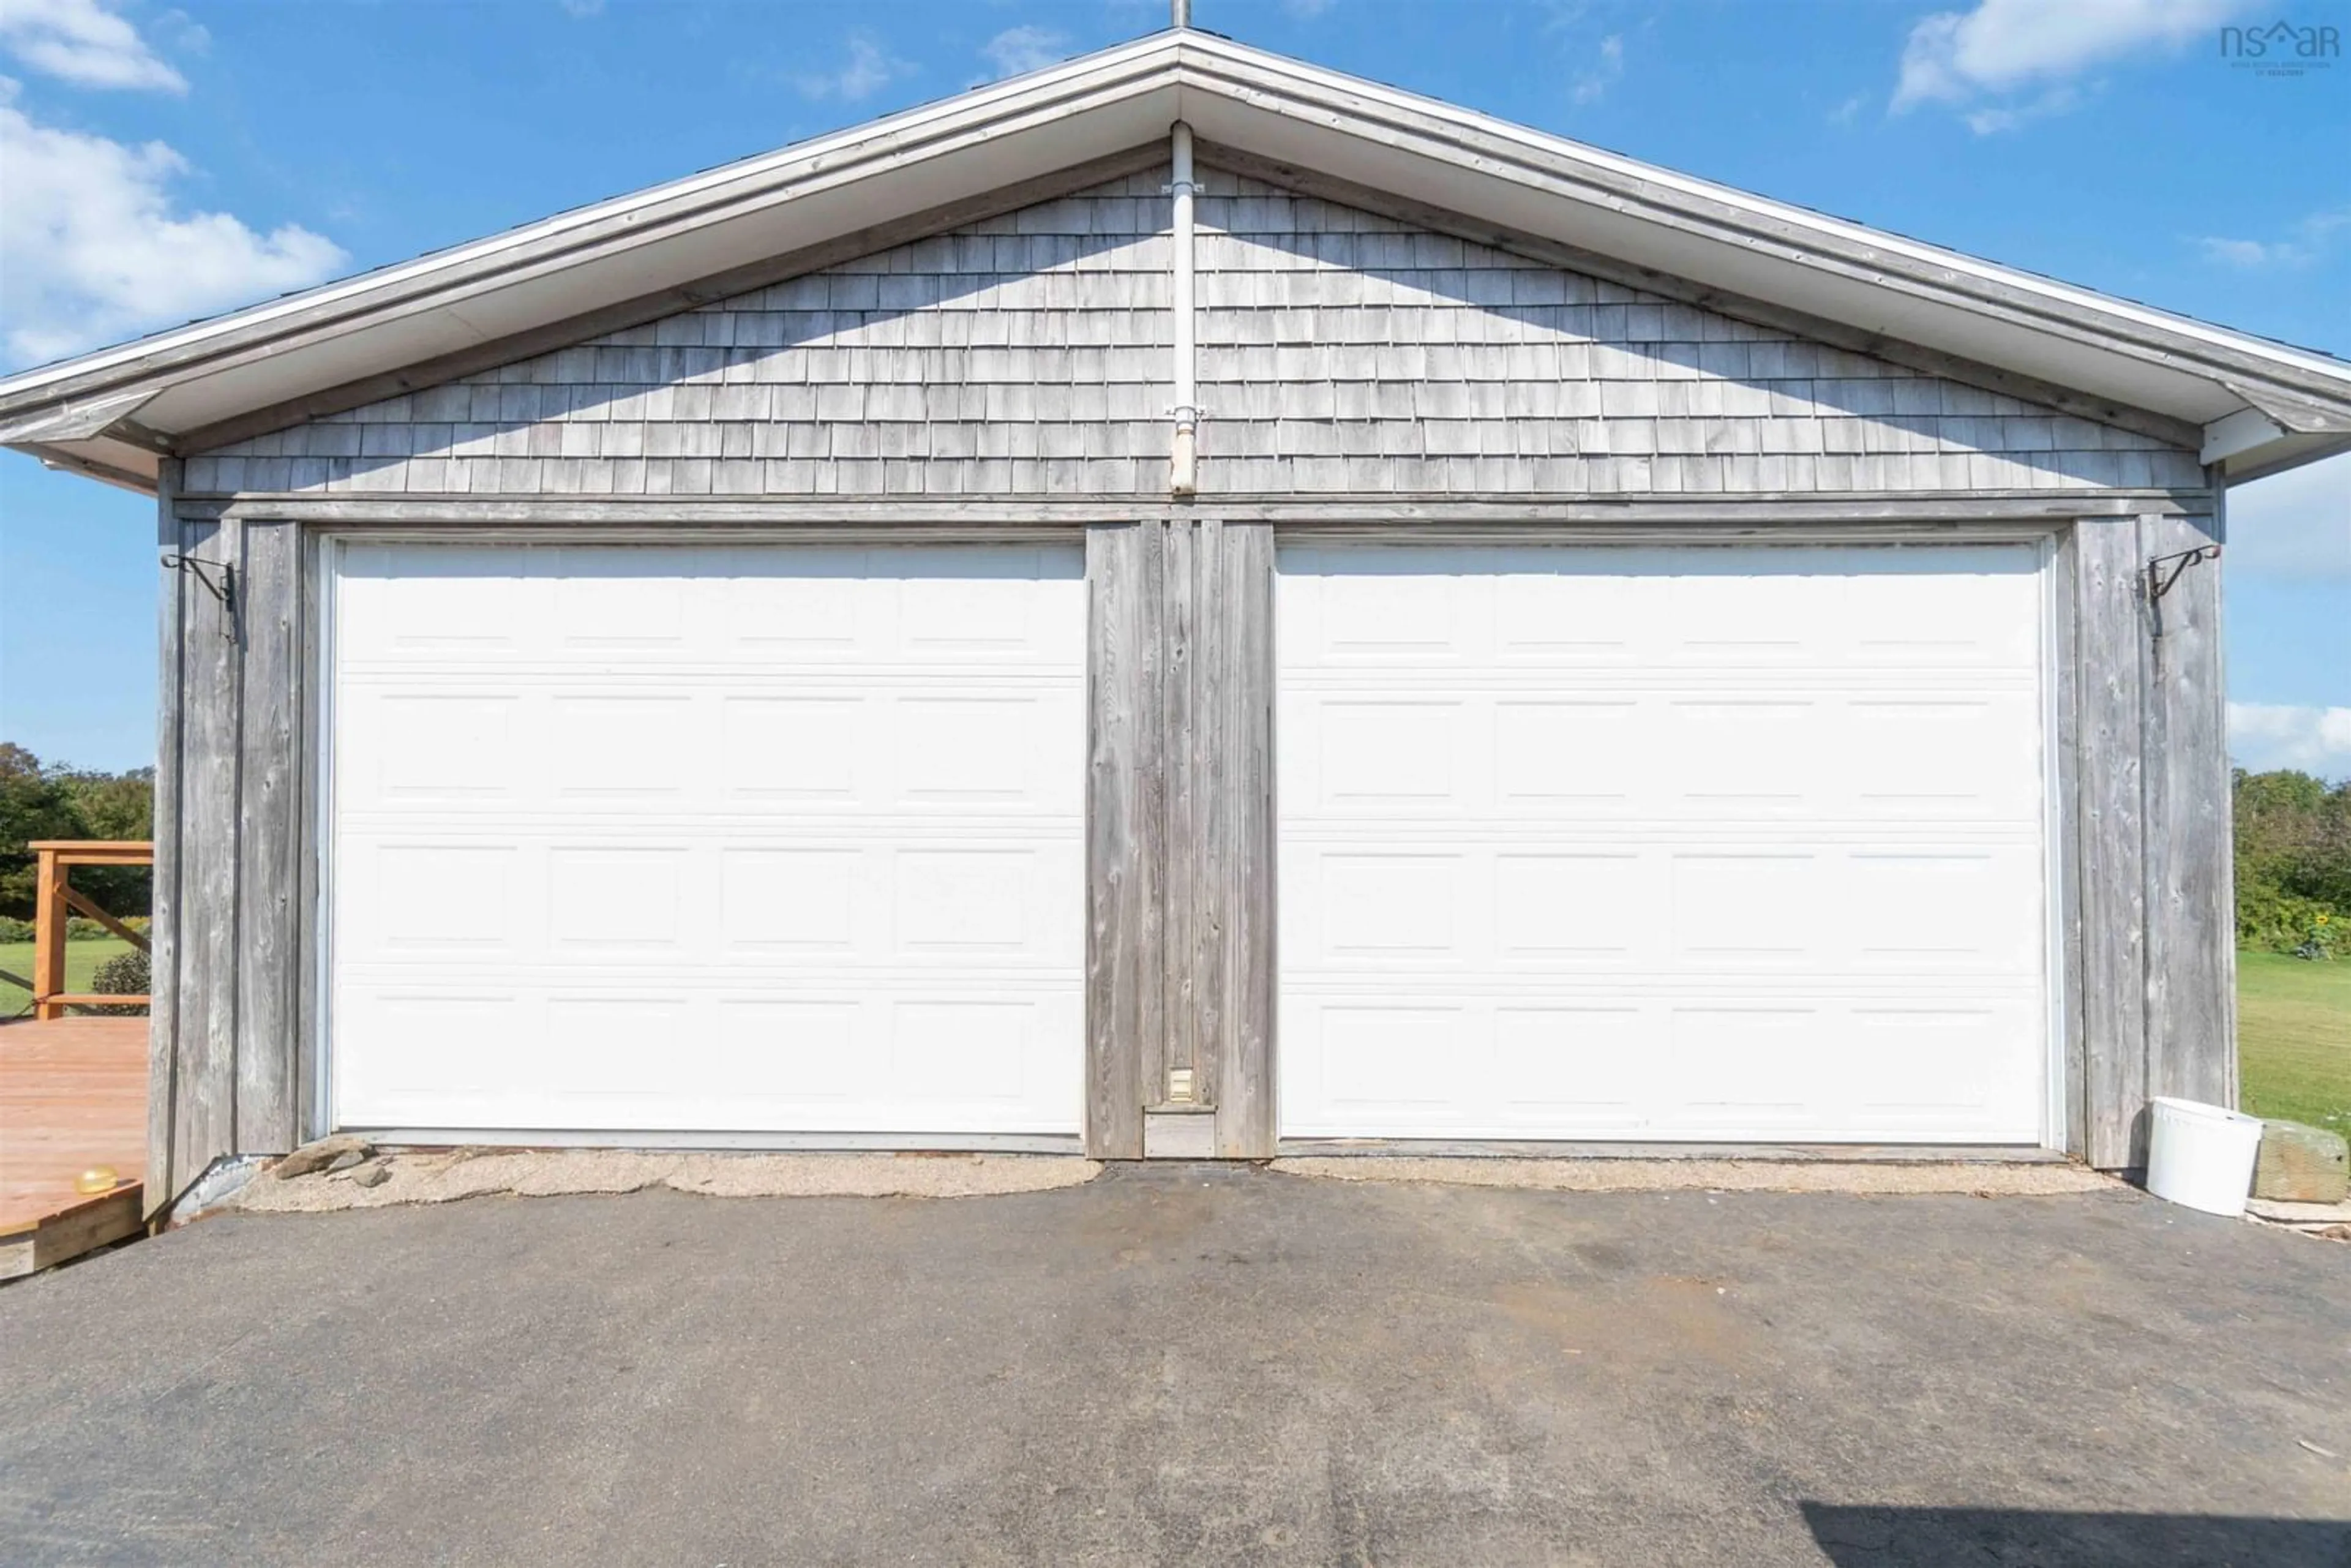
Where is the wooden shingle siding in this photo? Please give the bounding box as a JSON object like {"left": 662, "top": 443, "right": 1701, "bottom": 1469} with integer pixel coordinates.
{"left": 184, "top": 166, "right": 2198, "bottom": 501}
{"left": 189, "top": 170, "right": 1174, "bottom": 500}
{"left": 1191, "top": 170, "right": 2200, "bottom": 496}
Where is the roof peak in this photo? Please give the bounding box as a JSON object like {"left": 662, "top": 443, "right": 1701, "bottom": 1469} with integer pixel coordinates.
{"left": 4, "top": 27, "right": 2346, "bottom": 487}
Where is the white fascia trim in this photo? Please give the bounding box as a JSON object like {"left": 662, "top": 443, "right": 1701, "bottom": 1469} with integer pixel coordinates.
{"left": 2200, "top": 407, "right": 2290, "bottom": 467}
{"left": 0, "top": 33, "right": 1186, "bottom": 410}
{"left": 1185, "top": 39, "right": 2351, "bottom": 395}
{"left": 5, "top": 28, "right": 2349, "bottom": 433}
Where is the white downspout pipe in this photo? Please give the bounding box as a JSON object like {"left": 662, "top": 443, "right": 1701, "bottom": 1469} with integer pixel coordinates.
{"left": 1168, "top": 120, "right": 1199, "bottom": 498}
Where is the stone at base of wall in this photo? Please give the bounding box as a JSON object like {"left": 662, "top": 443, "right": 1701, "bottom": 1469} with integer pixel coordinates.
{"left": 2254, "top": 1121, "right": 2351, "bottom": 1205}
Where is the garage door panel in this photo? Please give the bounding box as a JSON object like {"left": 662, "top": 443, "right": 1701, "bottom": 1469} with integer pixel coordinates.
{"left": 1666, "top": 699, "right": 1818, "bottom": 812}
{"left": 350, "top": 693, "right": 522, "bottom": 801}
{"left": 367, "top": 844, "right": 517, "bottom": 951}
{"left": 334, "top": 981, "right": 1080, "bottom": 1134}
{"left": 1662, "top": 1006, "right": 1826, "bottom": 1130}
{"left": 1843, "top": 1003, "right": 2041, "bottom": 1134}
{"left": 1663, "top": 568, "right": 1837, "bottom": 666}
{"left": 1670, "top": 852, "right": 1824, "bottom": 967}
{"left": 1846, "top": 848, "right": 2044, "bottom": 974}
{"left": 1278, "top": 543, "right": 2052, "bottom": 1145}
{"left": 1843, "top": 694, "right": 2042, "bottom": 819}
{"left": 1322, "top": 852, "right": 1469, "bottom": 962}
{"left": 549, "top": 696, "right": 695, "bottom": 797}
{"left": 894, "top": 697, "right": 1049, "bottom": 802}
{"left": 553, "top": 562, "right": 689, "bottom": 647}
{"left": 1494, "top": 853, "right": 1646, "bottom": 962}
{"left": 1494, "top": 571, "right": 1658, "bottom": 663}
{"left": 1494, "top": 1007, "right": 1648, "bottom": 1127}
{"left": 719, "top": 849, "right": 860, "bottom": 948}
{"left": 1280, "top": 988, "right": 2044, "bottom": 1141}
{"left": 1297, "top": 699, "right": 1464, "bottom": 809}
{"left": 1311, "top": 1005, "right": 1470, "bottom": 1113}
{"left": 334, "top": 992, "right": 530, "bottom": 1122}
{"left": 1842, "top": 547, "right": 2043, "bottom": 667}
{"left": 1494, "top": 701, "right": 1640, "bottom": 810}
{"left": 547, "top": 847, "right": 686, "bottom": 948}
{"left": 336, "top": 546, "right": 528, "bottom": 655}
{"left": 330, "top": 544, "right": 1084, "bottom": 1137}
{"left": 893, "top": 849, "right": 1038, "bottom": 951}
{"left": 720, "top": 696, "right": 864, "bottom": 799}
{"left": 1311, "top": 567, "right": 1471, "bottom": 661}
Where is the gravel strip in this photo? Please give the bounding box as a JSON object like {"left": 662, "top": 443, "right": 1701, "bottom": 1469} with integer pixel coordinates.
{"left": 232, "top": 1150, "right": 1102, "bottom": 1211}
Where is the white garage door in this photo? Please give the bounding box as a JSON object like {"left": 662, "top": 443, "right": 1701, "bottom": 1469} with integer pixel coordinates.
{"left": 1278, "top": 543, "right": 2052, "bottom": 1145}
{"left": 327, "top": 542, "right": 1084, "bottom": 1139}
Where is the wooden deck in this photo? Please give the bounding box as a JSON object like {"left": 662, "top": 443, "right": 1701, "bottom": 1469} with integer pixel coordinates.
{"left": 1, "top": 1016, "right": 149, "bottom": 1278}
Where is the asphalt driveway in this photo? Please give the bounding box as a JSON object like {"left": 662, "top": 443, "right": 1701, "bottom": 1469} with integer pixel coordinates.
{"left": 2, "top": 1164, "right": 2345, "bottom": 1566}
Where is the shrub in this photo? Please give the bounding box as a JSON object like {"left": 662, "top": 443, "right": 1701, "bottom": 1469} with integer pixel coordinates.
{"left": 2234, "top": 768, "right": 2350, "bottom": 960}
{"left": 86, "top": 948, "right": 151, "bottom": 1016}
{"left": 0, "top": 915, "right": 31, "bottom": 942}
{"left": 91, "top": 949, "right": 149, "bottom": 993}
{"left": 2237, "top": 888, "right": 2348, "bottom": 959}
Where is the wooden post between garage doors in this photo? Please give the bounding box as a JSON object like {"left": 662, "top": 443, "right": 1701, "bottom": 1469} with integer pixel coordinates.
{"left": 1084, "top": 519, "right": 1277, "bottom": 1160}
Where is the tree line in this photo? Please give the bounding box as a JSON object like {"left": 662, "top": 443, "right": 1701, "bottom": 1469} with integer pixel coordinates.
{"left": 0, "top": 745, "right": 153, "bottom": 921}
{"left": 2235, "top": 768, "right": 2350, "bottom": 958}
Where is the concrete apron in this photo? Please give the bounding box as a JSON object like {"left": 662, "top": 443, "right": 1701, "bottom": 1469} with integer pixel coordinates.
{"left": 230, "top": 1149, "right": 2118, "bottom": 1213}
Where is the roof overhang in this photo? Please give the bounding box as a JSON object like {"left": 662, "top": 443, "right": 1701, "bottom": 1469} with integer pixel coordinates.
{"left": 6, "top": 28, "right": 2349, "bottom": 492}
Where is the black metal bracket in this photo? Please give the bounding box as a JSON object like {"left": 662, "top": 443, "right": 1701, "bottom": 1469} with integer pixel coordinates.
{"left": 2146, "top": 544, "right": 2219, "bottom": 606}
{"left": 163, "top": 553, "right": 238, "bottom": 637}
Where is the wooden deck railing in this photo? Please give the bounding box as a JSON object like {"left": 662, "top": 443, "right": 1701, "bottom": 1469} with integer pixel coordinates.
{"left": 28, "top": 840, "right": 154, "bottom": 1020}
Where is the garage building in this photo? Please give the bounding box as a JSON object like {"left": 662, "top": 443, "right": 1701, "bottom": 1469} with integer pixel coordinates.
{"left": 5, "top": 29, "right": 2349, "bottom": 1211}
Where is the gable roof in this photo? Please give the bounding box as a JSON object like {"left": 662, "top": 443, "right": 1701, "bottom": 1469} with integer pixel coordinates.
{"left": 6, "top": 26, "right": 2349, "bottom": 492}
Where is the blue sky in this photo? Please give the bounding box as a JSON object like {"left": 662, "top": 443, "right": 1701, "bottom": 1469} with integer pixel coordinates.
{"left": 1, "top": 0, "right": 2345, "bottom": 775}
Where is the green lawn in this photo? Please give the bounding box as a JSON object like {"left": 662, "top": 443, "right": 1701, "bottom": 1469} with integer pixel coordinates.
{"left": 2238, "top": 949, "right": 2351, "bottom": 1138}
{"left": 0, "top": 937, "right": 138, "bottom": 1019}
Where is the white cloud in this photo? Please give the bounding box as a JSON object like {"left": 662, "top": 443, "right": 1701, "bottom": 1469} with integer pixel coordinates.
{"left": 792, "top": 32, "right": 914, "bottom": 102}
{"left": 0, "top": 0, "right": 186, "bottom": 92}
{"left": 2194, "top": 208, "right": 2351, "bottom": 269}
{"left": 978, "top": 25, "right": 1068, "bottom": 81}
{"left": 1571, "top": 34, "right": 1623, "bottom": 105}
{"left": 1894, "top": 0, "right": 2247, "bottom": 129}
{"left": 0, "top": 92, "right": 347, "bottom": 366}
{"left": 558, "top": 0, "right": 602, "bottom": 16}
{"left": 151, "top": 8, "right": 206, "bottom": 56}
{"left": 1960, "top": 83, "right": 2081, "bottom": 133}
{"left": 1282, "top": 0, "right": 1338, "bottom": 17}
{"left": 2195, "top": 235, "right": 2273, "bottom": 268}
{"left": 2227, "top": 454, "right": 2351, "bottom": 579}
{"left": 2230, "top": 703, "right": 2351, "bottom": 778}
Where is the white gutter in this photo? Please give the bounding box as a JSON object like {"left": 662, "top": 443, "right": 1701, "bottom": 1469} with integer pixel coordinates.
{"left": 1168, "top": 119, "right": 1199, "bottom": 498}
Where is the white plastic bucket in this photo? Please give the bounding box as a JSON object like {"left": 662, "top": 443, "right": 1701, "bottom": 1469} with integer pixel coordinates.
{"left": 2145, "top": 1097, "right": 2265, "bottom": 1217}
